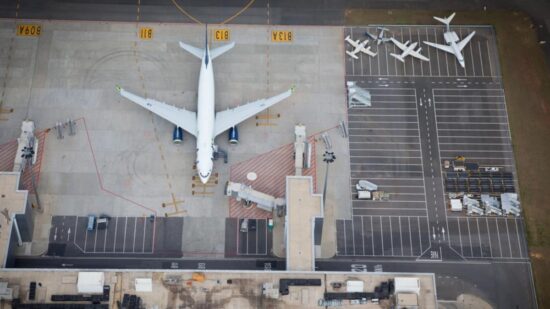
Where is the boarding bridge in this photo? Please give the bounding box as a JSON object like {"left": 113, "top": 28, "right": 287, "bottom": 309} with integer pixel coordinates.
{"left": 13, "top": 120, "right": 37, "bottom": 172}
{"left": 346, "top": 81, "right": 371, "bottom": 107}
{"left": 225, "top": 181, "right": 285, "bottom": 212}
{"left": 294, "top": 125, "right": 311, "bottom": 175}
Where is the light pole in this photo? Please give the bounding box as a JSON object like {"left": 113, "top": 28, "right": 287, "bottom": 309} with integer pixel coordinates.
{"left": 21, "top": 141, "right": 43, "bottom": 213}
{"left": 322, "top": 151, "right": 336, "bottom": 206}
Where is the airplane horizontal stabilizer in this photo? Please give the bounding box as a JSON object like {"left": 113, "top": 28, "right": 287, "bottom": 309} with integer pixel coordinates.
{"left": 390, "top": 53, "right": 405, "bottom": 63}
{"left": 210, "top": 42, "right": 235, "bottom": 60}
{"left": 179, "top": 41, "right": 204, "bottom": 59}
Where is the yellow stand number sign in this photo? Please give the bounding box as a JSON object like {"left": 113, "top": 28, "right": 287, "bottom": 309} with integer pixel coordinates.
{"left": 213, "top": 29, "right": 230, "bottom": 41}
{"left": 271, "top": 30, "right": 293, "bottom": 42}
{"left": 17, "top": 24, "right": 41, "bottom": 37}
{"left": 139, "top": 27, "right": 153, "bottom": 40}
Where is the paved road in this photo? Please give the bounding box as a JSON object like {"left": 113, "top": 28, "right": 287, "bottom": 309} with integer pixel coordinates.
{"left": 317, "top": 258, "right": 536, "bottom": 308}
{"left": 14, "top": 255, "right": 286, "bottom": 271}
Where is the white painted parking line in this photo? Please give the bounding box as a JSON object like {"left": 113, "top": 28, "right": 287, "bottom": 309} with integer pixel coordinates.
{"left": 440, "top": 149, "right": 513, "bottom": 153}
{"left": 122, "top": 217, "right": 128, "bottom": 253}
{"left": 113, "top": 217, "right": 118, "bottom": 253}
{"left": 505, "top": 218, "right": 513, "bottom": 257}
{"left": 349, "top": 141, "right": 421, "bottom": 145}
{"left": 380, "top": 216, "right": 384, "bottom": 254}
{"left": 93, "top": 222, "right": 98, "bottom": 252}
{"left": 389, "top": 218, "right": 394, "bottom": 256}
{"left": 514, "top": 219, "right": 523, "bottom": 258}
{"left": 486, "top": 40, "right": 493, "bottom": 76}
{"left": 456, "top": 217, "right": 464, "bottom": 256}
{"left": 370, "top": 216, "right": 374, "bottom": 255}
{"left": 495, "top": 218, "right": 503, "bottom": 257}
{"left": 133, "top": 218, "right": 137, "bottom": 252}
{"left": 485, "top": 217, "right": 493, "bottom": 258}
{"left": 103, "top": 222, "right": 108, "bottom": 252}
{"left": 361, "top": 216, "right": 366, "bottom": 255}
{"left": 349, "top": 134, "right": 420, "bottom": 139}
{"left": 466, "top": 218, "right": 473, "bottom": 257}
{"left": 343, "top": 219, "right": 347, "bottom": 255}
{"left": 142, "top": 218, "right": 147, "bottom": 253}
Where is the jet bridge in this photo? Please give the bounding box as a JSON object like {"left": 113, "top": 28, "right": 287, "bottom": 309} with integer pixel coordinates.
{"left": 225, "top": 181, "right": 285, "bottom": 212}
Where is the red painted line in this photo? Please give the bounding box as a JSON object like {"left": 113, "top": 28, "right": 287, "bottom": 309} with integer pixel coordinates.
{"left": 82, "top": 118, "right": 157, "bottom": 215}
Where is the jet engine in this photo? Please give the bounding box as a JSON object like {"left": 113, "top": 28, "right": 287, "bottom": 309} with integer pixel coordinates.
{"left": 228, "top": 126, "right": 239, "bottom": 144}
{"left": 172, "top": 126, "right": 184, "bottom": 143}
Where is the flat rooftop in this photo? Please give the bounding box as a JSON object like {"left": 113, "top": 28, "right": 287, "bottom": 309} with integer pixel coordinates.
{"left": 0, "top": 269, "right": 437, "bottom": 308}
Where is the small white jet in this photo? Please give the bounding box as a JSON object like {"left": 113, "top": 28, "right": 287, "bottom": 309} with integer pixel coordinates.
{"left": 423, "top": 12, "right": 476, "bottom": 68}
{"left": 389, "top": 37, "right": 430, "bottom": 62}
{"left": 117, "top": 29, "right": 294, "bottom": 184}
{"left": 345, "top": 35, "right": 377, "bottom": 59}
{"left": 365, "top": 27, "right": 391, "bottom": 45}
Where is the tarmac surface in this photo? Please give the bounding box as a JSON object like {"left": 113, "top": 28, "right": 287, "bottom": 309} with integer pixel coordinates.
{"left": 0, "top": 5, "right": 539, "bottom": 307}
{"left": 336, "top": 25, "right": 535, "bottom": 308}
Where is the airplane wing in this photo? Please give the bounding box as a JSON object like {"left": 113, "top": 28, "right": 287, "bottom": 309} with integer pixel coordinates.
{"left": 117, "top": 86, "right": 197, "bottom": 136}
{"left": 423, "top": 40, "right": 454, "bottom": 53}
{"left": 345, "top": 36, "right": 359, "bottom": 48}
{"left": 214, "top": 87, "right": 294, "bottom": 137}
{"left": 390, "top": 37, "right": 407, "bottom": 51}
{"left": 360, "top": 47, "right": 377, "bottom": 57}
{"left": 365, "top": 32, "right": 376, "bottom": 40}
{"left": 409, "top": 50, "right": 430, "bottom": 61}
{"left": 456, "top": 31, "right": 476, "bottom": 51}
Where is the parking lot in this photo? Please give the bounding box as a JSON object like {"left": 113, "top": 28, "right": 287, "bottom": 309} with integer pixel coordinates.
{"left": 348, "top": 86, "right": 427, "bottom": 216}
{"left": 336, "top": 215, "right": 431, "bottom": 257}
{"left": 345, "top": 25, "right": 498, "bottom": 78}
{"left": 434, "top": 88, "right": 516, "bottom": 169}
{"left": 49, "top": 216, "right": 183, "bottom": 256}
{"left": 446, "top": 216, "right": 528, "bottom": 259}
{"left": 342, "top": 25, "right": 525, "bottom": 261}
{"left": 224, "top": 218, "right": 273, "bottom": 257}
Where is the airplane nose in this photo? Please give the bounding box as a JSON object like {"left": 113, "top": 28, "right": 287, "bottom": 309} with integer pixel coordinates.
{"left": 199, "top": 175, "right": 209, "bottom": 184}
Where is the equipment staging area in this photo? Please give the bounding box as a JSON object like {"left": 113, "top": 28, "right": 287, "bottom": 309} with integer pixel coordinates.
{"left": 0, "top": 2, "right": 541, "bottom": 308}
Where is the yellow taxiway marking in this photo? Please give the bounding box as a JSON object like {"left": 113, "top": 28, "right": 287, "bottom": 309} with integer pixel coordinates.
{"left": 170, "top": 0, "right": 255, "bottom": 25}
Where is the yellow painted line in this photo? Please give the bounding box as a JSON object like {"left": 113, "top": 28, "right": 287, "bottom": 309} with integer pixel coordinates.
{"left": 221, "top": 0, "right": 256, "bottom": 24}
{"left": 170, "top": 0, "right": 203, "bottom": 24}
{"left": 170, "top": 0, "right": 255, "bottom": 25}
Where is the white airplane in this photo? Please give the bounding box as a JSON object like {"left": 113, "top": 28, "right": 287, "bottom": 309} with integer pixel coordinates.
{"left": 365, "top": 27, "right": 391, "bottom": 45}
{"left": 389, "top": 37, "right": 430, "bottom": 62}
{"left": 423, "top": 12, "right": 476, "bottom": 68}
{"left": 345, "top": 35, "right": 377, "bottom": 59}
{"left": 117, "top": 30, "right": 294, "bottom": 184}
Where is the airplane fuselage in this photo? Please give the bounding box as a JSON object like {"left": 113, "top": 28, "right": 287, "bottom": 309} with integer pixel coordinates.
{"left": 196, "top": 49, "right": 215, "bottom": 183}
{"left": 449, "top": 41, "right": 465, "bottom": 67}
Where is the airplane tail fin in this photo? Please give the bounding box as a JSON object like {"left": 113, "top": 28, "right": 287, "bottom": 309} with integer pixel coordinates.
{"left": 434, "top": 12, "right": 455, "bottom": 26}
{"left": 390, "top": 53, "right": 405, "bottom": 63}
{"left": 179, "top": 24, "right": 234, "bottom": 61}
{"left": 346, "top": 50, "right": 359, "bottom": 59}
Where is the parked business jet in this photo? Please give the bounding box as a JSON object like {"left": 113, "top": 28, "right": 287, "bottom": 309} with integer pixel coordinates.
{"left": 117, "top": 30, "right": 294, "bottom": 184}
{"left": 423, "top": 12, "right": 476, "bottom": 68}
{"left": 365, "top": 27, "right": 391, "bottom": 45}
{"left": 389, "top": 38, "right": 430, "bottom": 62}
{"left": 345, "top": 35, "right": 377, "bottom": 59}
